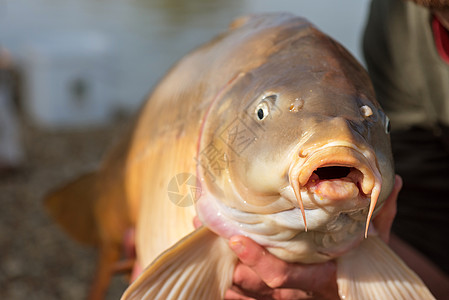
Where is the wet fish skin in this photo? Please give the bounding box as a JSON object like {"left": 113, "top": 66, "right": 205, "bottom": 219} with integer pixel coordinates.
{"left": 194, "top": 16, "right": 393, "bottom": 264}
{"left": 123, "top": 13, "right": 433, "bottom": 299}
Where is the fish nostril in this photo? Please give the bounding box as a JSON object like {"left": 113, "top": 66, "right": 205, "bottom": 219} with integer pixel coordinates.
{"left": 314, "top": 166, "right": 351, "bottom": 180}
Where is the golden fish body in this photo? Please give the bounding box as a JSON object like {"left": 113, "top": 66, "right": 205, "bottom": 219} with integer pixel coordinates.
{"left": 122, "top": 13, "right": 433, "bottom": 299}
{"left": 45, "top": 13, "right": 435, "bottom": 300}
{"left": 130, "top": 13, "right": 393, "bottom": 266}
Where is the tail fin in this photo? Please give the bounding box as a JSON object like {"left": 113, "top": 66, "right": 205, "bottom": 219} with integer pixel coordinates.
{"left": 44, "top": 172, "right": 99, "bottom": 245}
{"left": 337, "top": 236, "right": 435, "bottom": 299}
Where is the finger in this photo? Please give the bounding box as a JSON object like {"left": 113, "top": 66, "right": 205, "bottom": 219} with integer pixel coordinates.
{"left": 229, "top": 236, "right": 337, "bottom": 292}
{"left": 229, "top": 235, "right": 288, "bottom": 289}
{"left": 130, "top": 260, "right": 143, "bottom": 282}
{"left": 224, "top": 288, "right": 256, "bottom": 300}
{"left": 233, "top": 265, "right": 310, "bottom": 300}
{"left": 373, "top": 174, "right": 402, "bottom": 243}
{"left": 272, "top": 288, "right": 312, "bottom": 299}
{"left": 193, "top": 216, "right": 202, "bottom": 229}
{"left": 226, "top": 286, "right": 310, "bottom": 300}
{"left": 233, "top": 263, "right": 272, "bottom": 294}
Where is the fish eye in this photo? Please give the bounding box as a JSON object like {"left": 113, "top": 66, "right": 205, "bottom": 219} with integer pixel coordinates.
{"left": 385, "top": 115, "right": 391, "bottom": 134}
{"left": 255, "top": 102, "right": 270, "bottom": 121}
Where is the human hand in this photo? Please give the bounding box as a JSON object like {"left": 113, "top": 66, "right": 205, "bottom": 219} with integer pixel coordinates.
{"left": 225, "top": 236, "right": 338, "bottom": 300}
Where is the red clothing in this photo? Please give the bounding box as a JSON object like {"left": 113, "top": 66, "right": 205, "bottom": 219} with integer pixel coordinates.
{"left": 432, "top": 16, "right": 449, "bottom": 64}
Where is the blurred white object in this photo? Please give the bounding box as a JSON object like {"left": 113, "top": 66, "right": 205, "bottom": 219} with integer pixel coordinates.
{"left": 0, "top": 48, "right": 24, "bottom": 169}
{"left": 21, "top": 32, "right": 116, "bottom": 129}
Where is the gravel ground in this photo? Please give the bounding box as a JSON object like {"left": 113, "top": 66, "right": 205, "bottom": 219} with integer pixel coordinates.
{"left": 0, "top": 115, "right": 132, "bottom": 299}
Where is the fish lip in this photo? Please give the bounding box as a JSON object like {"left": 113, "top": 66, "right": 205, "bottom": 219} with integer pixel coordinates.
{"left": 289, "top": 142, "right": 381, "bottom": 200}
{"left": 288, "top": 141, "right": 383, "bottom": 236}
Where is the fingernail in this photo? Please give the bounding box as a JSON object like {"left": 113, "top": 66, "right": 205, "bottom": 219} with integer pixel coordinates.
{"left": 229, "top": 237, "right": 245, "bottom": 255}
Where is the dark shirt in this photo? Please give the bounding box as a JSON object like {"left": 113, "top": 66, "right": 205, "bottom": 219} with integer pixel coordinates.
{"left": 364, "top": 0, "right": 449, "bottom": 274}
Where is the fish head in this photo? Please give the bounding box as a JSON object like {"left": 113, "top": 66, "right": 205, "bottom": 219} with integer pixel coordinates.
{"left": 197, "top": 23, "right": 394, "bottom": 259}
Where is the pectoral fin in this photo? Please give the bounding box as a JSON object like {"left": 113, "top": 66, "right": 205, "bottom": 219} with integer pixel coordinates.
{"left": 337, "top": 236, "right": 435, "bottom": 299}
{"left": 121, "top": 226, "right": 237, "bottom": 300}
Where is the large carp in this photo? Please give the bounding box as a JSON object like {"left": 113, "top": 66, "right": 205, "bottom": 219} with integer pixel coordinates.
{"left": 45, "top": 13, "right": 434, "bottom": 299}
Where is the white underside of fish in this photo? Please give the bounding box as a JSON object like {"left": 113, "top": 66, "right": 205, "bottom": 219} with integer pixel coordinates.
{"left": 196, "top": 183, "right": 366, "bottom": 263}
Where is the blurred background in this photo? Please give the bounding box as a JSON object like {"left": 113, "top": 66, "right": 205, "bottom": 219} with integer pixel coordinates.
{"left": 0, "top": 0, "right": 370, "bottom": 299}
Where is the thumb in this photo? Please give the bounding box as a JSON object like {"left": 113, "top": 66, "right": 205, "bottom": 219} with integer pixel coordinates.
{"left": 373, "top": 174, "right": 402, "bottom": 243}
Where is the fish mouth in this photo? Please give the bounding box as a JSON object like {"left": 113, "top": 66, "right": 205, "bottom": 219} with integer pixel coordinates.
{"left": 289, "top": 142, "right": 382, "bottom": 237}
